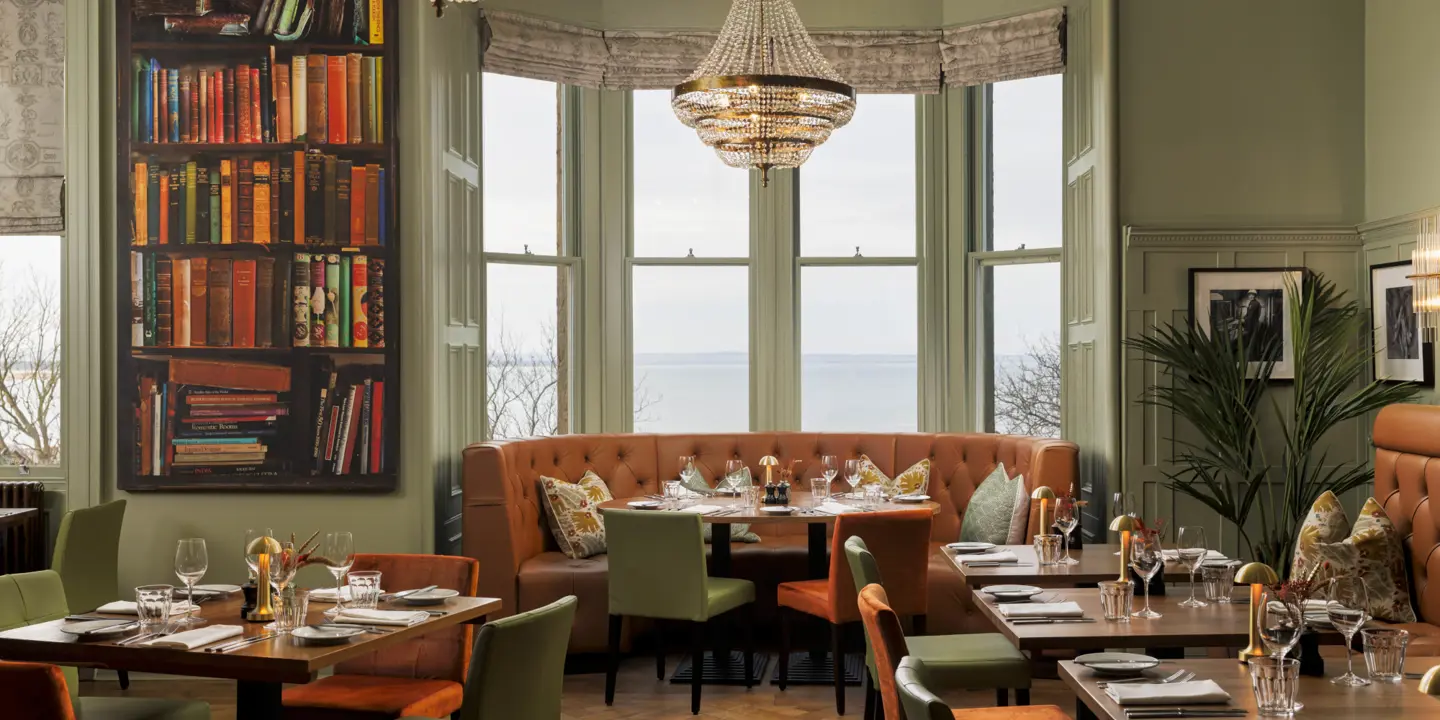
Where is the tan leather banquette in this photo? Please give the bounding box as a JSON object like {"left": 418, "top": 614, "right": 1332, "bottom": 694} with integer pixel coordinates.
{"left": 462, "top": 432, "right": 1079, "bottom": 653}
{"left": 1372, "top": 404, "right": 1440, "bottom": 652}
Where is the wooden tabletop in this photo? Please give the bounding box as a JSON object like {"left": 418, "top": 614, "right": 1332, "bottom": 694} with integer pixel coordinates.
{"left": 599, "top": 494, "right": 940, "bottom": 525}
{"left": 945, "top": 543, "right": 1131, "bottom": 587}
{"left": 0, "top": 594, "right": 501, "bottom": 684}
{"left": 1062, "top": 658, "right": 1440, "bottom": 720}
{"left": 0, "top": 507, "right": 37, "bottom": 529}
{"left": 974, "top": 587, "right": 1254, "bottom": 651}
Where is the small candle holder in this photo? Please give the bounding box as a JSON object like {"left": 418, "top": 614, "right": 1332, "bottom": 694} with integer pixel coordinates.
{"left": 1033, "top": 533, "right": 1062, "bottom": 566}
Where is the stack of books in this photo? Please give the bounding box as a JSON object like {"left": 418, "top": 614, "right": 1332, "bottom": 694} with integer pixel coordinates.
{"left": 132, "top": 51, "right": 384, "bottom": 145}
{"left": 136, "top": 359, "right": 291, "bottom": 477}
{"left": 311, "top": 368, "right": 385, "bottom": 475}
{"left": 130, "top": 155, "right": 388, "bottom": 247}
{"left": 150, "top": 0, "right": 385, "bottom": 44}
{"left": 130, "top": 255, "right": 285, "bottom": 349}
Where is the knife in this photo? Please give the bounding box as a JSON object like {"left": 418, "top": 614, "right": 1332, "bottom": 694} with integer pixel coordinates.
{"left": 965, "top": 562, "right": 1036, "bottom": 567}
{"left": 1126, "top": 711, "right": 1247, "bottom": 718}
{"left": 205, "top": 632, "right": 276, "bottom": 653}
{"left": 390, "top": 585, "right": 438, "bottom": 600}
{"left": 1008, "top": 617, "right": 1096, "bottom": 624}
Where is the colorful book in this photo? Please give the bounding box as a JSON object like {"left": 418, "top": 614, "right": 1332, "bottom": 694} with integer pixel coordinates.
{"left": 327, "top": 55, "right": 347, "bottom": 144}
{"left": 207, "top": 258, "right": 233, "bottom": 346}
{"left": 223, "top": 68, "right": 236, "bottom": 143}
{"left": 131, "top": 253, "right": 145, "bottom": 346}
{"left": 184, "top": 161, "right": 197, "bottom": 244}
{"left": 190, "top": 256, "right": 208, "bottom": 346}
{"left": 291, "top": 57, "right": 307, "bottom": 142}
{"left": 256, "top": 256, "right": 275, "bottom": 348}
{"left": 219, "top": 160, "right": 234, "bottom": 244}
{"left": 307, "top": 54, "right": 327, "bottom": 142}
{"left": 278, "top": 155, "right": 294, "bottom": 243}
{"left": 352, "top": 255, "right": 368, "bottom": 348}
{"left": 293, "top": 151, "right": 306, "bottom": 244}
{"left": 276, "top": 63, "right": 292, "bottom": 142}
{"left": 133, "top": 161, "right": 148, "bottom": 245}
{"left": 156, "top": 256, "right": 174, "bottom": 346}
{"left": 324, "top": 254, "right": 340, "bottom": 347}
{"left": 249, "top": 68, "right": 262, "bottom": 144}
{"left": 195, "top": 163, "right": 210, "bottom": 244}
{"left": 349, "top": 164, "right": 365, "bottom": 246}
{"left": 364, "top": 164, "right": 379, "bottom": 245}
{"left": 309, "top": 255, "right": 326, "bottom": 347}
{"left": 207, "top": 168, "right": 221, "bottom": 243}
{"left": 293, "top": 253, "right": 311, "bottom": 347}
{"left": 361, "top": 56, "right": 377, "bottom": 143}
{"left": 167, "top": 166, "right": 182, "bottom": 244}
{"left": 157, "top": 168, "right": 169, "bottom": 244}
{"left": 368, "top": 258, "right": 384, "bottom": 348}
{"left": 236, "top": 64, "right": 252, "bottom": 142}
{"left": 237, "top": 158, "right": 254, "bottom": 243}
{"left": 252, "top": 160, "right": 272, "bottom": 244}
{"left": 232, "top": 258, "right": 256, "bottom": 348}
{"left": 146, "top": 159, "right": 161, "bottom": 244}
{"left": 370, "top": 380, "right": 384, "bottom": 472}
{"left": 174, "top": 258, "right": 191, "bottom": 347}
{"left": 346, "top": 53, "right": 363, "bottom": 145}
{"left": 167, "top": 69, "right": 180, "bottom": 143}
{"left": 339, "top": 254, "right": 351, "bottom": 348}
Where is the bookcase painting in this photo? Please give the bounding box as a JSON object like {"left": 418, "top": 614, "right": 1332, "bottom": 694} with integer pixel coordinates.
{"left": 117, "top": 0, "right": 399, "bottom": 493}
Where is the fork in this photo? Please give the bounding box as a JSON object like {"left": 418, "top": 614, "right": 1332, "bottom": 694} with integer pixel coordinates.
{"left": 1098, "top": 669, "right": 1194, "bottom": 688}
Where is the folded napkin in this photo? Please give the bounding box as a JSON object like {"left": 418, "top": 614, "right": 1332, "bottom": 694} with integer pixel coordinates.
{"left": 140, "top": 625, "right": 244, "bottom": 650}
{"left": 671, "top": 504, "right": 724, "bottom": 515}
{"left": 960, "top": 551, "right": 1019, "bottom": 565}
{"left": 310, "top": 586, "right": 386, "bottom": 603}
{"left": 334, "top": 609, "right": 429, "bottom": 626}
{"left": 96, "top": 600, "right": 198, "bottom": 616}
{"left": 815, "top": 502, "right": 862, "bottom": 515}
{"left": 1105, "top": 679, "right": 1232, "bottom": 706}
{"left": 998, "top": 601, "right": 1084, "bottom": 618}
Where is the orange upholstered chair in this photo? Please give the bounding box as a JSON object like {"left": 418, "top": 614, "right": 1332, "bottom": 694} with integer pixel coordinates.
{"left": 0, "top": 661, "right": 75, "bottom": 720}
{"left": 282, "top": 554, "right": 481, "bottom": 720}
{"left": 777, "top": 509, "right": 932, "bottom": 714}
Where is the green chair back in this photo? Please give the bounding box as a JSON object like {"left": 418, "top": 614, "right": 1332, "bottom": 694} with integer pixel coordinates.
{"left": 845, "top": 536, "right": 884, "bottom": 681}
{"left": 457, "top": 595, "right": 577, "bottom": 720}
{"left": 895, "top": 657, "right": 952, "bottom": 720}
{"left": 0, "top": 571, "right": 79, "bottom": 704}
{"left": 51, "top": 499, "right": 126, "bottom": 613}
{"left": 603, "top": 509, "right": 710, "bottom": 621}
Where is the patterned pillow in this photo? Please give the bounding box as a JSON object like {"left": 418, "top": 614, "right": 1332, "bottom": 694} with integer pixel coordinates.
{"left": 1005, "top": 470, "right": 1030, "bottom": 545}
{"left": 856, "top": 455, "right": 931, "bottom": 496}
{"left": 959, "top": 464, "right": 1022, "bottom": 544}
{"left": 1290, "top": 490, "right": 1352, "bottom": 580}
{"left": 1308, "top": 497, "right": 1417, "bottom": 623}
{"left": 539, "top": 471, "right": 611, "bottom": 559}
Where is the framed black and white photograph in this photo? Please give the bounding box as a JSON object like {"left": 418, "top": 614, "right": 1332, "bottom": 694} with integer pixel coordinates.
{"left": 1189, "top": 268, "right": 1305, "bottom": 380}
{"left": 1370, "top": 260, "right": 1434, "bottom": 386}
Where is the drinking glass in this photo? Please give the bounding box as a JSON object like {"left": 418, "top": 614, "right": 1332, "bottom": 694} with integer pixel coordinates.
{"left": 1053, "top": 497, "right": 1079, "bottom": 565}
{"left": 863, "top": 484, "right": 884, "bottom": 510}
{"left": 1112, "top": 492, "right": 1136, "bottom": 519}
{"left": 724, "top": 459, "right": 746, "bottom": 493}
{"left": 1201, "top": 562, "right": 1238, "bottom": 603}
{"left": 843, "top": 458, "right": 862, "bottom": 500}
{"left": 810, "top": 477, "right": 831, "bottom": 504}
{"left": 174, "top": 538, "right": 208, "bottom": 626}
{"left": 1098, "top": 580, "right": 1133, "bottom": 622}
{"left": 1248, "top": 657, "right": 1300, "bottom": 717}
{"left": 1327, "top": 576, "right": 1373, "bottom": 686}
{"left": 243, "top": 527, "right": 273, "bottom": 581}
{"left": 1258, "top": 587, "right": 1306, "bottom": 711}
{"left": 1033, "top": 534, "right": 1062, "bottom": 566}
{"left": 135, "top": 585, "right": 174, "bottom": 629}
{"left": 1176, "top": 526, "right": 1209, "bottom": 608}
{"left": 1362, "top": 628, "right": 1409, "bottom": 684}
{"left": 323, "top": 531, "right": 355, "bottom": 611}
{"left": 1129, "top": 533, "right": 1163, "bottom": 618}
{"left": 275, "top": 587, "right": 310, "bottom": 634}
{"left": 821, "top": 455, "right": 839, "bottom": 490}
{"left": 347, "top": 570, "right": 383, "bottom": 610}
{"left": 663, "top": 480, "right": 684, "bottom": 509}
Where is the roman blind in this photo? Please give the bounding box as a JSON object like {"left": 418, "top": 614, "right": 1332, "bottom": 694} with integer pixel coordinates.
{"left": 0, "top": 0, "right": 65, "bottom": 235}
{"left": 941, "top": 7, "right": 1066, "bottom": 88}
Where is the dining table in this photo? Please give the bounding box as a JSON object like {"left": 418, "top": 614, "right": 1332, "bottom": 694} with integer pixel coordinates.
{"left": 0, "top": 591, "right": 501, "bottom": 719}
{"left": 1061, "top": 657, "right": 1440, "bottom": 720}
{"left": 945, "top": 543, "right": 1129, "bottom": 588}
{"left": 0, "top": 506, "right": 37, "bottom": 530}
{"left": 973, "top": 586, "right": 1254, "bottom": 653}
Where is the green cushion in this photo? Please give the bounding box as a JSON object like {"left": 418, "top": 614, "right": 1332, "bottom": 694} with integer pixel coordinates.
{"left": 457, "top": 596, "right": 576, "bottom": 720}
{"left": 52, "top": 499, "right": 126, "bottom": 613}
{"left": 77, "top": 698, "right": 211, "bottom": 720}
{"left": 959, "top": 464, "right": 1022, "bottom": 544}
{"left": 906, "top": 633, "right": 1031, "bottom": 690}
{"left": 704, "top": 577, "right": 756, "bottom": 618}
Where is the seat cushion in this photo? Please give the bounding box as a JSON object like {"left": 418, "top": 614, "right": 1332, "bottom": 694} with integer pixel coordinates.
{"left": 951, "top": 706, "right": 1069, "bottom": 720}
{"left": 1377, "top": 621, "right": 1440, "bottom": 656}
{"left": 777, "top": 578, "right": 833, "bottom": 621}
{"left": 705, "top": 577, "right": 756, "bottom": 619}
{"left": 908, "top": 633, "right": 1031, "bottom": 690}
{"left": 283, "top": 675, "right": 463, "bottom": 719}
{"left": 77, "top": 697, "right": 210, "bottom": 720}
{"left": 517, "top": 552, "right": 612, "bottom": 652}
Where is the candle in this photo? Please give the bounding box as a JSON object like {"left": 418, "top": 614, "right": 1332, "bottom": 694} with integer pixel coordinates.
{"left": 1118, "top": 530, "right": 1131, "bottom": 582}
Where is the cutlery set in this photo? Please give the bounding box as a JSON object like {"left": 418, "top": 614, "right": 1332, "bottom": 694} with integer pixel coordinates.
{"left": 1097, "top": 669, "right": 1194, "bottom": 688}
{"left": 205, "top": 633, "right": 276, "bottom": 653}
{"left": 1125, "top": 711, "right": 1246, "bottom": 718}
{"left": 1008, "top": 617, "right": 1096, "bottom": 624}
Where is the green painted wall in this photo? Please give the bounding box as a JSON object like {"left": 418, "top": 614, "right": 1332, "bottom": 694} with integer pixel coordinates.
{"left": 1118, "top": 0, "right": 1365, "bottom": 227}
{"left": 601, "top": 0, "right": 940, "bottom": 30}
{"left": 486, "top": 0, "right": 603, "bottom": 25}
{"left": 1365, "top": 0, "right": 1440, "bottom": 222}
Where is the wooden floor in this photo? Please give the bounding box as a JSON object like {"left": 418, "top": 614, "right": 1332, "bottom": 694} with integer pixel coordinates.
{"left": 83, "top": 656, "right": 1079, "bottom": 719}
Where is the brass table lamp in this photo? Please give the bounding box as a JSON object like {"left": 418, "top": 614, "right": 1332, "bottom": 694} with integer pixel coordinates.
{"left": 1235, "top": 562, "right": 1279, "bottom": 663}
{"left": 245, "top": 535, "right": 282, "bottom": 622}
{"left": 1031, "top": 486, "right": 1056, "bottom": 537}
{"left": 1109, "top": 514, "right": 1139, "bottom": 582}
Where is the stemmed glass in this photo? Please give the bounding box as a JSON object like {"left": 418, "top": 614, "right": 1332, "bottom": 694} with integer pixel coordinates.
{"left": 1053, "top": 498, "right": 1079, "bottom": 565}
{"left": 323, "top": 531, "right": 355, "bottom": 611}
{"left": 724, "top": 459, "right": 746, "bottom": 493}
{"left": 843, "top": 458, "right": 862, "bottom": 501}
{"left": 1258, "top": 587, "right": 1306, "bottom": 711}
{"left": 174, "top": 538, "right": 208, "bottom": 626}
{"left": 1327, "top": 576, "right": 1373, "bottom": 686}
{"left": 243, "top": 527, "right": 273, "bottom": 581}
{"left": 679, "top": 456, "right": 698, "bottom": 484}
{"left": 1129, "top": 532, "right": 1163, "bottom": 619}
{"left": 1176, "top": 526, "right": 1209, "bottom": 608}
{"left": 821, "top": 455, "right": 839, "bottom": 493}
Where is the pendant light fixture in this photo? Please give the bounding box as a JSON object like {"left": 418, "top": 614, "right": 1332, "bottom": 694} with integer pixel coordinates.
{"left": 1414, "top": 216, "right": 1440, "bottom": 340}
{"left": 672, "top": 0, "right": 857, "bottom": 186}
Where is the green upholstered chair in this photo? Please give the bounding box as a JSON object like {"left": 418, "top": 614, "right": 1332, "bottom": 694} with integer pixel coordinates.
{"left": 51, "top": 499, "right": 129, "bottom": 689}
{"left": 602, "top": 509, "right": 757, "bottom": 716}
{"left": 844, "top": 537, "right": 1032, "bottom": 720}
{"left": 895, "top": 657, "right": 1068, "bottom": 720}
{"left": 0, "top": 570, "right": 210, "bottom": 720}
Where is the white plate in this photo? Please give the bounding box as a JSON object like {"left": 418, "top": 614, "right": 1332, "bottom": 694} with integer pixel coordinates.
{"left": 397, "top": 588, "right": 460, "bottom": 606}
{"left": 981, "top": 584, "right": 1043, "bottom": 597}
{"left": 628, "top": 500, "right": 663, "bottom": 509}
{"left": 291, "top": 625, "right": 366, "bottom": 645}
{"left": 946, "top": 542, "right": 996, "bottom": 554}
{"left": 60, "top": 619, "right": 138, "bottom": 639}
{"left": 1074, "top": 652, "right": 1160, "bottom": 677}
{"left": 893, "top": 494, "right": 930, "bottom": 504}
{"left": 195, "top": 584, "right": 242, "bottom": 593}
{"left": 760, "top": 506, "right": 797, "bottom": 515}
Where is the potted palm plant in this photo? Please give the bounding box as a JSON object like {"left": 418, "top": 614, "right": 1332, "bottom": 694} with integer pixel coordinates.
{"left": 1125, "top": 272, "right": 1419, "bottom": 571}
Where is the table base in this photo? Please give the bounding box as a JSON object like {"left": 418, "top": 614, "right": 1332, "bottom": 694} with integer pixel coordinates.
{"left": 769, "top": 651, "right": 864, "bottom": 686}
{"left": 668, "top": 650, "right": 770, "bottom": 686}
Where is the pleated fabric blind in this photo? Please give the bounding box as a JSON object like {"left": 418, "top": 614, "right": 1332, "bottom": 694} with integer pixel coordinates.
{"left": 0, "top": 0, "right": 65, "bottom": 235}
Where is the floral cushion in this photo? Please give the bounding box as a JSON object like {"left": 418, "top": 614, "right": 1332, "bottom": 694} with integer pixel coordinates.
{"left": 1297, "top": 496, "right": 1416, "bottom": 623}
{"left": 856, "top": 455, "right": 930, "bottom": 496}
{"left": 1290, "top": 490, "right": 1353, "bottom": 580}
{"left": 1005, "top": 470, "right": 1031, "bottom": 545}
{"left": 539, "top": 471, "right": 611, "bottom": 559}
{"left": 959, "top": 464, "right": 1022, "bottom": 545}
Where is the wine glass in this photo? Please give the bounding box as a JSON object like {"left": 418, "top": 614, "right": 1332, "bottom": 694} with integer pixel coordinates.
{"left": 678, "top": 455, "right": 697, "bottom": 484}
{"left": 174, "top": 538, "right": 208, "bottom": 626}
{"left": 843, "top": 458, "right": 862, "bottom": 501}
{"left": 1258, "top": 587, "right": 1306, "bottom": 711}
{"left": 821, "top": 455, "right": 839, "bottom": 488}
{"left": 323, "top": 531, "right": 355, "bottom": 610}
{"left": 1053, "top": 498, "right": 1079, "bottom": 565}
{"left": 1129, "top": 532, "right": 1163, "bottom": 619}
{"left": 1327, "top": 576, "right": 1373, "bottom": 686}
{"left": 1112, "top": 492, "right": 1136, "bottom": 520}
{"left": 1176, "top": 526, "right": 1209, "bottom": 608}
{"left": 724, "top": 459, "right": 746, "bottom": 493}
{"left": 243, "top": 527, "right": 273, "bottom": 581}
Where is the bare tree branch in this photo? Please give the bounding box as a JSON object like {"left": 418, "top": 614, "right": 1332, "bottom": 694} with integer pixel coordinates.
{"left": 0, "top": 263, "right": 61, "bottom": 466}
{"left": 993, "top": 335, "right": 1061, "bottom": 439}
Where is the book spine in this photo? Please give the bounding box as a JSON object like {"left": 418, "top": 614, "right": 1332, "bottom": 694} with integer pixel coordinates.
{"left": 307, "top": 54, "right": 327, "bottom": 143}
{"left": 190, "top": 256, "right": 208, "bottom": 346}
{"left": 364, "top": 164, "right": 380, "bottom": 245}
{"left": 339, "top": 255, "right": 351, "bottom": 348}
{"left": 292, "top": 253, "right": 311, "bottom": 347}
{"left": 335, "top": 159, "right": 352, "bottom": 247}
{"left": 269, "top": 157, "right": 280, "bottom": 244}
{"left": 173, "top": 258, "right": 191, "bottom": 347}
{"left": 219, "top": 160, "right": 234, "bottom": 244}
{"left": 368, "top": 258, "right": 384, "bottom": 348}
{"left": 232, "top": 259, "right": 257, "bottom": 348}
{"left": 250, "top": 68, "right": 262, "bottom": 145}
{"left": 156, "top": 256, "right": 174, "bottom": 347}
{"left": 309, "top": 256, "right": 326, "bottom": 346}
{"left": 377, "top": 167, "right": 386, "bottom": 245}
{"left": 167, "top": 167, "right": 182, "bottom": 244}
{"left": 136, "top": 60, "right": 150, "bottom": 143}
{"left": 369, "top": 0, "right": 384, "bottom": 44}
{"left": 324, "top": 403, "right": 342, "bottom": 466}
{"left": 188, "top": 72, "right": 199, "bottom": 142}
{"left": 312, "top": 371, "right": 337, "bottom": 471}
{"left": 324, "top": 254, "right": 340, "bottom": 347}
{"left": 184, "top": 161, "right": 197, "bottom": 244}
{"left": 277, "top": 155, "right": 294, "bottom": 244}
{"left": 207, "top": 258, "right": 233, "bottom": 346}
{"left": 131, "top": 253, "right": 145, "bottom": 346}
{"left": 276, "top": 63, "right": 292, "bottom": 143}
{"left": 291, "top": 57, "right": 307, "bottom": 142}
{"left": 253, "top": 160, "right": 272, "bottom": 244}
{"left": 359, "top": 378, "right": 372, "bottom": 474}
{"left": 327, "top": 55, "right": 347, "bottom": 144}
{"left": 256, "top": 256, "right": 275, "bottom": 348}
{"left": 370, "top": 380, "right": 384, "bottom": 472}
{"left": 352, "top": 255, "right": 368, "bottom": 348}
{"left": 133, "top": 161, "right": 147, "bottom": 246}
{"left": 349, "top": 164, "right": 365, "bottom": 247}
{"left": 375, "top": 58, "right": 383, "bottom": 138}
{"left": 259, "top": 54, "right": 273, "bottom": 143}
{"left": 322, "top": 155, "right": 337, "bottom": 245}
{"left": 211, "top": 69, "right": 222, "bottom": 143}
{"left": 236, "top": 64, "right": 252, "bottom": 142}
{"left": 195, "top": 164, "right": 210, "bottom": 244}
{"left": 293, "top": 151, "right": 305, "bottom": 244}
{"left": 207, "top": 169, "right": 221, "bottom": 243}
{"left": 179, "top": 70, "right": 190, "bottom": 143}
{"left": 167, "top": 69, "right": 180, "bottom": 143}
{"left": 157, "top": 166, "right": 169, "bottom": 244}
{"left": 151, "top": 59, "right": 161, "bottom": 143}
{"left": 237, "top": 159, "right": 254, "bottom": 243}
{"left": 224, "top": 68, "right": 236, "bottom": 143}
{"left": 346, "top": 53, "right": 362, "bottom": 144}
{"left": 146, "top": 159, "right": 160, "bottom": 244}
{"left": 304, "top": 154, "right": 323, "bottom": 243}
{"left": 361, "top": 56, "right": 377, "bottom": 144}
{"left": 332, "top": 386, "right": 353, "bottom": 473}
{"left": 198, "top": 69, "right": 209, "bottom": 142}
{"left": 340, "top": 384, "right": 362, "bottom": 474}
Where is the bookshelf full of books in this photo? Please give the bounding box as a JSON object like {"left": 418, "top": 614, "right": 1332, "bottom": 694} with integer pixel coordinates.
{"left": 117, "top": 0, "right": 398, "bottom": 493}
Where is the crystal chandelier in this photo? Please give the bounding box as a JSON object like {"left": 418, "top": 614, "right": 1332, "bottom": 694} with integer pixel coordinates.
{"left": 672, "top": 0, "right": 857, "bottom": 186}
{"left": 1414, "top": 216, "right": 1440, "bottom": 340}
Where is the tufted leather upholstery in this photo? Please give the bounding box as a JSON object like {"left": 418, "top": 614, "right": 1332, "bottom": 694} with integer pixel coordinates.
{"left": 463, "top": 432, "right": 1078, "bottom": 653}
{"left": 1372, "top": 405, "right": 1440, "bottom": 651}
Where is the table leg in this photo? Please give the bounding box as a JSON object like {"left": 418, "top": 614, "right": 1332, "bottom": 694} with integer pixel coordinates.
{"left": 1075, "top": 697, "right": 1100, "bottom": 720}
{"left": 711, "top": 523, "right": 732, "bottom": 578}
{"left": 237, "top": 680, "right": 283, "bottom": 719}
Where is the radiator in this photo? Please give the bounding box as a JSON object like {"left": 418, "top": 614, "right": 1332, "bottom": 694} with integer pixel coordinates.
{"left": 0, "top": 481, "right": 45, "bottom": 573}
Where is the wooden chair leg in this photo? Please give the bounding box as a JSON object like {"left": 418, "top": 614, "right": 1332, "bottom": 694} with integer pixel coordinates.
{"left": 656, "top": 620, "right": 666, "bottom": 680}
{"left": 1017, "top": 688, "right": 1031, "bottom": 706}
{"left": 778, "top": 608, "right": 791, "bottom": 690}
{"left": 912, "top": 614, "right": 926, "bottom": 636}
{"left": 742, "top": 605, "right": 755, "bottom": 689}
{"left": 691, "top": 621, "right": 705, "bottom": 715}
{"left": 118, "top": 670, "right": 130, "bottom": 690}
{"left": 605, "top": 614, "right": 622, "bottom": 706}
{"left": 863, "top": 671, "right": 877, "bottom": 720}
{"left": 997, "top": 688, "right": 1010, "bottom": 706}
{"left": 832, "top": 622, "right": 846, "bottom": 715}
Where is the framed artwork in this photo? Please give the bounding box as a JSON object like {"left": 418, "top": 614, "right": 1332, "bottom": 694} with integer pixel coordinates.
{"left": 1188, "top": 268, "right": 1306, "bottom": 381}
{"left": 1370, "top": 260, "right": 1434, "bottom": 386}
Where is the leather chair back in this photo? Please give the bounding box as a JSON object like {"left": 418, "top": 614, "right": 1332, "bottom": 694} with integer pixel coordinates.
{"left": 0, "top": 571, "right": 78, "bottom": 705}
{"left": 0, "top": 661, "right": 75, "bottom": 720}
{"left": 603, "top": 509, "right": 710, "bottom": 621}
{"left": 826, "top": 510, "right": 932, "bottom": 624}
{"left": 1374, "top": 404, "right": 1440, "bottom": 624}
{"left": 858, "top": 584, "right": 909, "bottom": 720}
{"left": 334, "top": 554, "right": 479, "bottom": 682}
{"left": 458, "top": 596, "right": 576, "bottom": 720}
{"left": 895, "top": 657, "right": 952, "bottom": 720}
{"left": 50, "top": 499, "right": 126, "bottom": 614}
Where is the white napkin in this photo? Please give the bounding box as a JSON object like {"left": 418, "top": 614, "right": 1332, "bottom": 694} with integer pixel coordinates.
{"left": 671, "top": 504, "right": 724, "bottom": 515}
{"left": 334, "top": 608, "right": 429, "bottom": 626}
{"left": 310, "top": 586, "right": 386, "bottom": 603}
{"left": 960, "top": 551, "right": 1019, "bottom": 565}
{"left": 999, "top": 601, "right": 1085, "bottom": 618}
{"left": 96, "top": 600, "right": 198, "bottom": 616}
{"left": 815, "top": 501, "right": 862, "bottom": 515}
{"left": 1105, "top": 679, "right": 1232, "bottom": 705}
{"left": 141, "top": 625, "right": 244, "bottom": 650}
